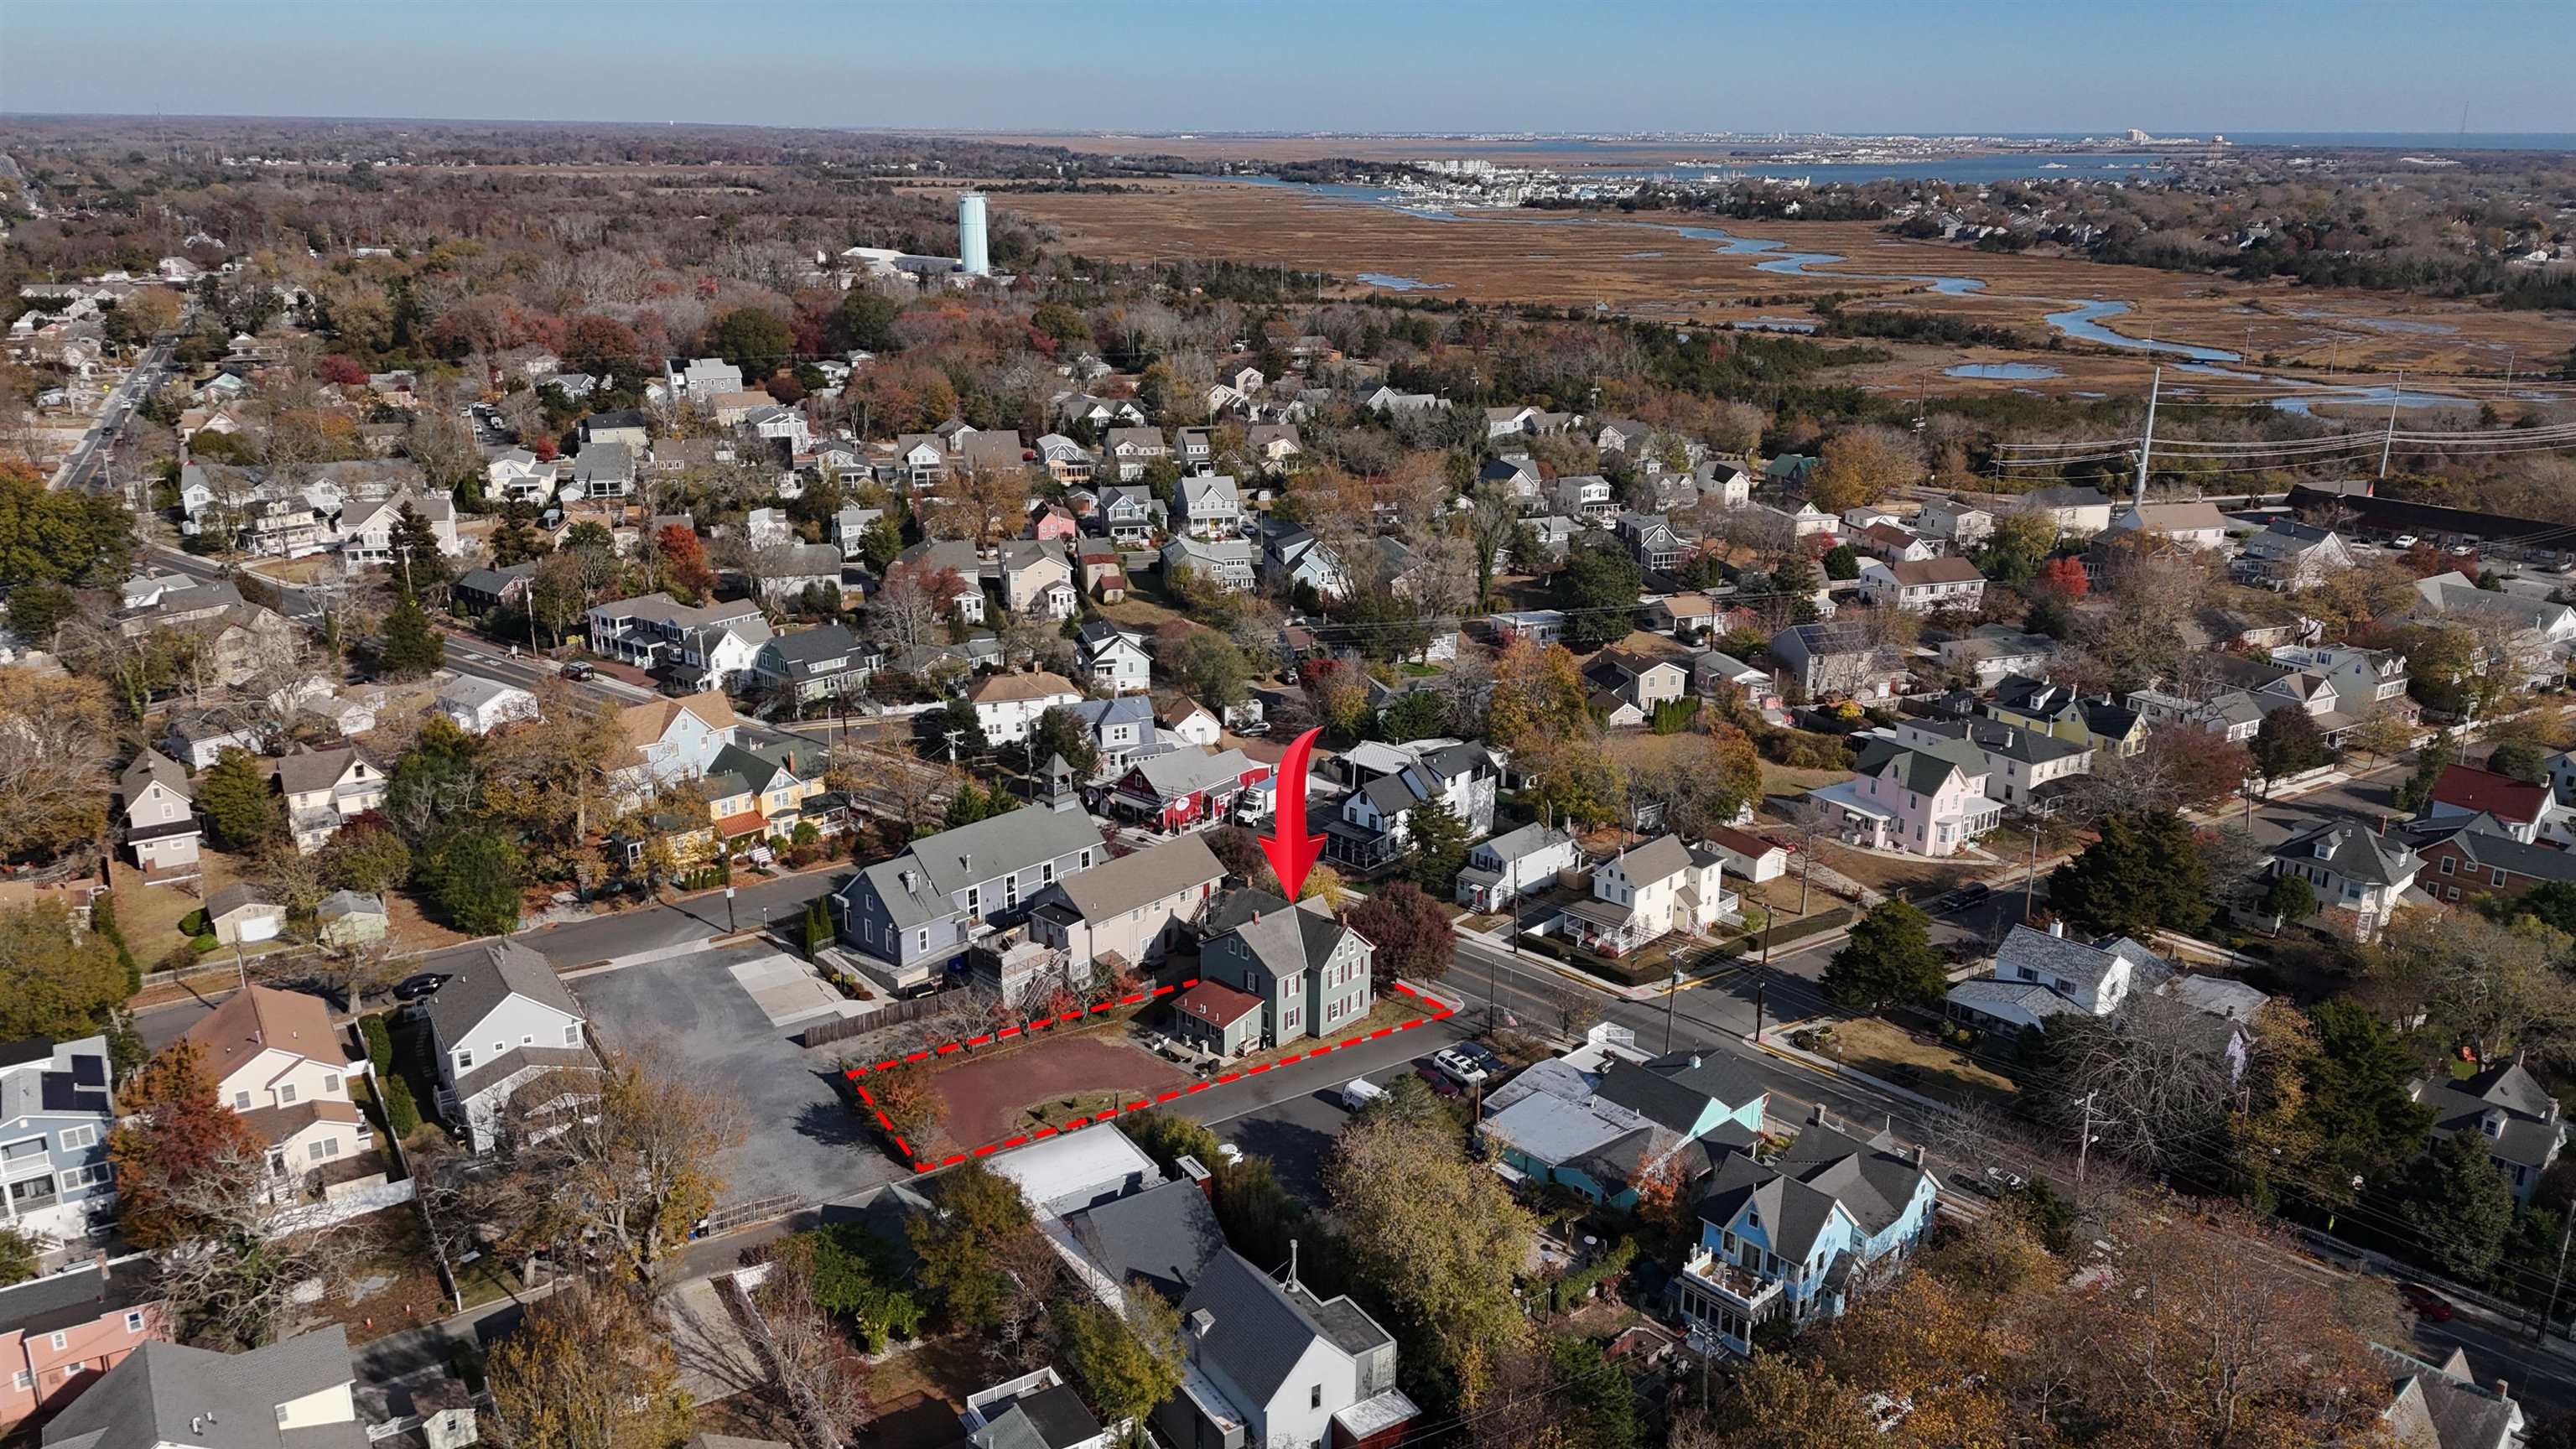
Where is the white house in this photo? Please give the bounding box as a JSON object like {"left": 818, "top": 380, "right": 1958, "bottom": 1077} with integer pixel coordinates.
{"left": 1455, "top": 822, "right": 1581, "bottom": 911}
{"left": 424, "top": 940, "right": 595, "bottom": 1154}
{"left": 434, "top": 675, "right": 543, "bottom": 736}
{"left": 1550, "top": 834, "right": 1733, "bottom": 957}
{"left": 117, "top": 746, "right": 202, "bottom": 875}
{"left": 182, "top": 985, "right": 371, "bottom": 1203}
{"left": 1945, "top": 922, "right": 2161, "bottom": 1033}
{"left": 968, "top": 671, "right": 1084, "bottom": 746}
{"left": 1074, "top": 621, "right": 1153, "bottom": 695}
{"left": 1857, "top": 556, "right": 1987, "bottom": 611}
{"left": 2104, "top": 501, "right": 2232, "bottom": 551}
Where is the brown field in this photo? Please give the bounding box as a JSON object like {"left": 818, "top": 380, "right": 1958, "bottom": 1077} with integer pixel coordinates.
{"left": 926, "top": 1033, "right": 1187, "bottom": 1155}
{"left": 1003, "top": 179, "right": 2566, "bottom": 391}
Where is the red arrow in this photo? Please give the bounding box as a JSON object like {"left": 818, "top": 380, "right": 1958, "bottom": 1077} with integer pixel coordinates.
{"left": 1260, "top": 726, "right": 1327, "bottom": 900}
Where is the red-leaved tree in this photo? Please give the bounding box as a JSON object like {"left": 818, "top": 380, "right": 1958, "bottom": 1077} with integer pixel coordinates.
{"left": 1343, "top": 881, "right": 1455, "bottom": 984}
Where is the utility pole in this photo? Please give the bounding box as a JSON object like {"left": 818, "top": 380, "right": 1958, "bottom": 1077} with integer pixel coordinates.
{"left": 2378, "top": 371, "right": 2404, "bottom": 479}
{"left": 2023, "top": 821, "right": 2042, "bottom": 923}
{"left": 2539, "top": 1206, "right": 2574, "bottom": 1343}
{"left": 2132, "top": 366, "right": 2160, "bottom": 508}
{"left": 2074, "top": 1088, "right": 2103, "bottom": 1197}
{"left": 1663, "top": 969, "right": 1683, "bottom": 1053}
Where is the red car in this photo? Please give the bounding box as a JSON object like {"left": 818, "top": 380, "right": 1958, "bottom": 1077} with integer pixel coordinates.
{"left": 2398, "top": 1284, "right": 2454, "bottom": 1322}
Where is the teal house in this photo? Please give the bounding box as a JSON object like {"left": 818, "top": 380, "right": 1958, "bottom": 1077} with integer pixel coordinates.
{"left": 1673, "top": 1104, "right": 1941, "bottom": 1355}
{"left": 1481, "top": 1039, "right": 1769, "bottom": 1211}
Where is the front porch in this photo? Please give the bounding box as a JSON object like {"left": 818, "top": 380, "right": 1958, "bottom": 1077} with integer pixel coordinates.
{"left": 1673, "top": 1244, "right": 1787, "bottom": 1356}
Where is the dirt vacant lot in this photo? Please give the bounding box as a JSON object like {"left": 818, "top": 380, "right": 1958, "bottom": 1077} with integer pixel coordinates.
{"left": 929, "top": 1033, "right": 1189, "bottom": 1155}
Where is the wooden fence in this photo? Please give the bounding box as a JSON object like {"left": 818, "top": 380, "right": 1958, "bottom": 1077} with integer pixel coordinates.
{"left": 795, "top": 986, "right": 967, "bottom": 1049}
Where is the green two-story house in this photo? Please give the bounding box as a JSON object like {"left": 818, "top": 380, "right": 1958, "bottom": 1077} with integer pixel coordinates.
{"left": 1190, "top": 890, "right": 1375, "bottom": 1050}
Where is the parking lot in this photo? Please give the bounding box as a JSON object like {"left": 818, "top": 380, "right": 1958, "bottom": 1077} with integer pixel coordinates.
{"left": 569, "top": 944, "right": 899, "bottom": 1212}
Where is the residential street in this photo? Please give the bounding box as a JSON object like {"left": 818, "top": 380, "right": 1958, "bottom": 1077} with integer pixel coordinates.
{"left": 52, "top": 328, "right": 177, "bottom": 493}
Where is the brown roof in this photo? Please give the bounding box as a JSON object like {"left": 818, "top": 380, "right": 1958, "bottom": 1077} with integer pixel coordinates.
{"left": 1173, "top": 980, "right": 1264, "bottom": 1030}
{"left": 968, "top": 671, "right": 1080, "bottom": 705}
{"left": 1158, "top": 696, "right": 1214, "bottom": 728}
{"left": 1704, "top": 824, "right": 1784, "bottom": 860}
{"left": 271, "top": 745, "right": 369, "bottom": 796}
{"left": 236, "top": 1098, "right": 364, "bottom": 1147}
{"left": 1881, "top": 556, "right": 1986, "bottom": 586}
{"left": 615, "top": 691, "right": 739, "bottom": 752}
{"left": 184, "top": 984, "right": 350, "bottom": 1076}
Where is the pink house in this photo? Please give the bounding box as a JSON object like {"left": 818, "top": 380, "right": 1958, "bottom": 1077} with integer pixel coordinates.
{"left": 1807, "top": 735, "right": 2006, "bottom": 858}
{"left": 1028, "top": 504, "right": 1080, "bottom": 542}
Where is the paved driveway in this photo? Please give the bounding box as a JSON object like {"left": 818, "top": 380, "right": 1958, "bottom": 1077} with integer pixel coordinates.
{"left": 569, "top": 944, "right": 896, "bottom": 1211}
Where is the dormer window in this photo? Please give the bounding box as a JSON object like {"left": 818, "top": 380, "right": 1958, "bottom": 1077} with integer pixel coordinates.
{"left": 2481, "top": 1110, "right": 2506, "bottom": 1139}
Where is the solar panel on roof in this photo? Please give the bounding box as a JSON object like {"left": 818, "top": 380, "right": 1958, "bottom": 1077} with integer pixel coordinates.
{"left": 69, "top": 1056, "right": 104, "bottom": 1085}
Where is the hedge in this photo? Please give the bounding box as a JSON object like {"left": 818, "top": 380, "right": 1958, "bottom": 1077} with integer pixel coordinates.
{"left": 362, "top": 1015, "right": 393, "bottom": 1077}
{"left": 384, "top": 1076, "right": 421, "bottom": 1137}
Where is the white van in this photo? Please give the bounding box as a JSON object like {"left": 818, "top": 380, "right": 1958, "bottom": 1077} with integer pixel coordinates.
{"left": 1340, "top": 1078, "right": 1386, "bottom": 1111}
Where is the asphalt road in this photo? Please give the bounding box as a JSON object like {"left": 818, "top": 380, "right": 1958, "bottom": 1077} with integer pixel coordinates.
{"left": 55, "top": 331, "right": 176, "bottom": 493}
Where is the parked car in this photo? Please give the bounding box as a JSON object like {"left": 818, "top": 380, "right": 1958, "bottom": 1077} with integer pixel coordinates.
{"left": 559, "top": 661, "right": 595, "bottom": 681}
{"left": 1972, "top": 1166, "right": 2028, "bottom": 1199}
{"left": 1414, "top": 1063, "right": 1462, "bottom": 1098}
{"left": 1340, "top": 1078, "right": 1387, "bottom": 1112}
{"left": 1434, "top": 1042, "right": 1504, "bottom": 1087}
{"left": 2398, "top": 1284, "right": 2454, "bottom": 1322}
{"left": 392, "top": 971, "right": 452, "bottom": 1002}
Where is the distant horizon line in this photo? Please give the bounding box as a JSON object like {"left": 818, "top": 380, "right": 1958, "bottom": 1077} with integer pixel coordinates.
{"left": 1, "top": 112, "right": 2570, "bottom": 148}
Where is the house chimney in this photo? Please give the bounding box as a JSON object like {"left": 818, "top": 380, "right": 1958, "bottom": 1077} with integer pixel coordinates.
{"left": 1287, "top": 1238, "right": 1300, "bottom": 1292}
{"left": 1176, "top": 1154, "right": 1213, "bottom": 1200}
{"left": 1809, "top": 1102, "right": 1827, "bottom": 1128}
{"left": 1909, "top": 1144, "right": 1927, "bottom": 1167}
{"left": 2047, "top": 919, "right": 2064, "bottom": 938}
{"left": 1188, "top": 1308, "right": 1216, "bottom": 1339}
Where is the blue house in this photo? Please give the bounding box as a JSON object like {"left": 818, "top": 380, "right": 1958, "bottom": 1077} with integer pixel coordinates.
{"left": 1481, "top": 1031, "right": 1769, "bottom": 1210}
{"left": 1673, "top": 1104, "right": 1940, "bottom": 1355}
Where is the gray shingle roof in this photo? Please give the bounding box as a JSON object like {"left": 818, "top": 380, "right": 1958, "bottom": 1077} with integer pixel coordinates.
{"left": 854, "top": 804, "right": 1107, "bottom": 932}
{"left": 1180, "top": 1249, "right": 1390, "bottom": 1412}
{"left": 2273, "top": 821, "right": 2418, "bottom": 888}
{"left": 1595, "top": 1051, "right": 1768, "bottom": 1134}
{"left": 1063, "top": 1176, "right": 1228, "bottom": 1303}
{"left": 423, "top": 939, "right": 579, "bottom": 1047}
{"left": 1204, "top": 891, "right": 1355, "bottom": 985}
{"left": 1049, "top": 835, "right": 1224, "bottom": 922}
{"left": 1478, "top": 821, "right": 1575, "bottom": 864}
{"left": 42, "top": 1326, "right": 365, "bottom": 1448}
{"left": 1854, "top": 736, "right": 1986, "bottom": 796}
{"left": 970, "top": 1384, "right": 1103, "bottom": 1449}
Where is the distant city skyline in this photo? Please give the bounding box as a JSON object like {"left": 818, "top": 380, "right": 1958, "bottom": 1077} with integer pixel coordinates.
{"left": 4, "top": 0, "right": 2570, "bottom": 138}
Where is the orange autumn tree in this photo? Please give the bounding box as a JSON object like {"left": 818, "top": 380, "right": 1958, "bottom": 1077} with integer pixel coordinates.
{"left": 107, "top": 1041, "right": 262, "bottom": 1250}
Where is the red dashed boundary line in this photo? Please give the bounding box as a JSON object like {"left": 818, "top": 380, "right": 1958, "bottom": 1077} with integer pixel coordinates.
{"left": 844, "top": 979, "right": 1457, "bottom": 1174}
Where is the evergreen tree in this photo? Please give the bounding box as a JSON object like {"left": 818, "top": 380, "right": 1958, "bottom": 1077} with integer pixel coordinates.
{"left": 2250, "top": 706, "right": 2331, "bottom": 785}
{"left": 1026, "top": 706, "right": 1101, "bottom": 780}
{"left": 936, "top": 695, "right": 987, "bottom": 757}
{"left": 1770, "top": 552, "right": 1825, "bottom": 621}
{"left": 1405, "top": 795, "right": 1472, "bottom": 894}
{"left": 1820, "top": 900, "right": 1946, "bottom": 1011}
{"left": 2301, "top": 1000, "right": 2437, "bottom": 1186}
{"left": 2397, "top": 1126, "right": 2516, "bottom": 1282}
{"left": 803, "top": 900, "right": 833, "bottom": 960}
{"left": 380, "top": 590, "right": 446, "bottom": 676}
{"left": 198, "top": 747, "right": 284, "bottom": 849}
{"left": 859, "top": 517, "right": 903, "bottom": 574}
{"left": 423, "top": 827, "right": 525, "bottom": 935}
{"left": 387, "top": 502, "right": 451, "bottom": 602}
{"left": 1558, "top": 536, "right": 1646, "bottom": 650}
{"left": 2392, "top": 730, "right": 2454, "bottom": 813}
{"left": 2047, "top": 810, "right": 2210, "bottom": 938}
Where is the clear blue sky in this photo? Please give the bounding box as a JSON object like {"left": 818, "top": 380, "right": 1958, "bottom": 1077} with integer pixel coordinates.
{"left": 5, "top": 0, "right": 2569, "bottom": 137}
